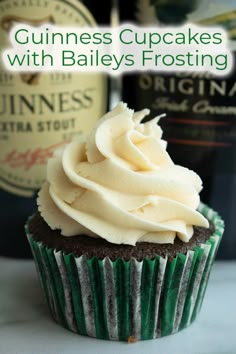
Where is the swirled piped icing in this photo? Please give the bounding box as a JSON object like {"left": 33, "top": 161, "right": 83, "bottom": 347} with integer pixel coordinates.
{"left": 38, "top": 102, "right": 209, "bottom": 245}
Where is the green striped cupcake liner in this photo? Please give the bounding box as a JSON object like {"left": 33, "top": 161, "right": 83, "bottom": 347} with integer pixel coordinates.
{"left": 25, "top": 202, "right": 224, "bottom": 341}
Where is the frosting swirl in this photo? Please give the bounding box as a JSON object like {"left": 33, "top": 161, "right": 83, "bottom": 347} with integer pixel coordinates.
{"left": 38, "top": 102, "right": 209, "bottom": 245}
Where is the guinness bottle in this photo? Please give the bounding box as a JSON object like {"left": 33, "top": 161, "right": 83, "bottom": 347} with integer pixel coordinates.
{"left": 0, "top": 0, "right": 111, "bottom": 258}
{"left": 119, "top": 0, "right": 236, "bottom": 258}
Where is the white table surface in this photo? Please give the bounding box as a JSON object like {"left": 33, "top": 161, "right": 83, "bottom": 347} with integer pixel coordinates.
{"left": 0, "top": 258, "right": 236, "bottom": 354}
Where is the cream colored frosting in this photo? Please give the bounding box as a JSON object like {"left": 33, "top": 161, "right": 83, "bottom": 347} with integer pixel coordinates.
{"left": 38, "top": 102, "right": 209, "bottom": 245}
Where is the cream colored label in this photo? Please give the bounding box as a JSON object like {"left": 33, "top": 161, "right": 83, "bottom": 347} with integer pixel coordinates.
{"left": 0, "top": 0, "right": 107, "bottom": 197}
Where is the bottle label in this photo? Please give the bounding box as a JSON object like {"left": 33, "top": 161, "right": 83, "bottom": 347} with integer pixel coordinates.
{"left": 0, "top": 0, "right": 107, "bottom": 196}
{"left": 132, "top": 0, "right": 236, "bottom": 174}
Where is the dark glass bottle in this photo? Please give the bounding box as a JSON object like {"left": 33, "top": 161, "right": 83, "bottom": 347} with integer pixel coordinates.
{"left": 119, "top": 0, "right": 236, "bottom": 259}
{"left": 0, "top": 0, "right": 111, "bottom": 258}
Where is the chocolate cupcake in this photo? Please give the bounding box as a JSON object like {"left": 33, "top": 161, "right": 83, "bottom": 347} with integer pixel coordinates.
{"left": 25, "top": 103, "right": 224, "bottom": 341}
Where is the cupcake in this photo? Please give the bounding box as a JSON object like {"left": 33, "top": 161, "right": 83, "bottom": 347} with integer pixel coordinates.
{"left": 25, "top": 102, "right": 224, "bottom": 341}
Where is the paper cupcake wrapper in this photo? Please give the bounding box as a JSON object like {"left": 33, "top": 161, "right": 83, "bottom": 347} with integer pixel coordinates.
{"left": 25, "top": 203, "right": 224, "bottom": 341}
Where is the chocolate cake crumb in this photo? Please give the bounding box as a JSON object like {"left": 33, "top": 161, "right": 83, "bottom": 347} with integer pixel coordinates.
{"left": 127, "top": 336, "right": 138, "bottom": 343}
